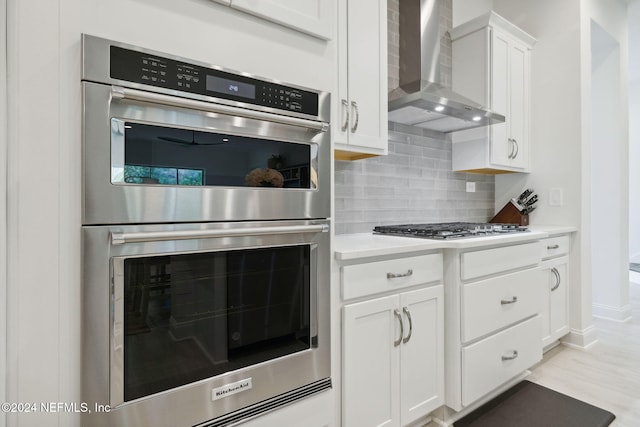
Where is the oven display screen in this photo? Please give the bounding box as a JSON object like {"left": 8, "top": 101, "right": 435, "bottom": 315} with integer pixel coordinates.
{"left": 206, "top": 75, "right": 256, "bottom": 100}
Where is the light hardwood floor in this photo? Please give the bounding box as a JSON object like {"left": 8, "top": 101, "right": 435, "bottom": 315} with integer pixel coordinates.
{"left": 528, "top": 272, "right": 640, "bottom": 427}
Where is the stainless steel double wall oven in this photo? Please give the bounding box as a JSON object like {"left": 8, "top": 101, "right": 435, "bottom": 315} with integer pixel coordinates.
{"left": 81, "top": 35, "right": 331, "bottom": 427}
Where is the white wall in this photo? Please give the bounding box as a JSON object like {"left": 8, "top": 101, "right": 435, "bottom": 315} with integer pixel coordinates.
{"left": 4, "top": 1, "right": 336, "bottom": 426}
{"left": 629, "top": 0, "right": 640, "bottom": 264}
{"left": 452, "top": 0, "right": 493, "bottom": 26}
{"left": 590, "top": 19, "right": 630, "bottom": 321}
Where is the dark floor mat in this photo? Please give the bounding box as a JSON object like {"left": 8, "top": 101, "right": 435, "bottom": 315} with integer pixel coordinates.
{"left": 630, "top": 263, "right": 640, "bottom": 273}
{"left": 454, "top": 380, "right": 615, "bottom": 427}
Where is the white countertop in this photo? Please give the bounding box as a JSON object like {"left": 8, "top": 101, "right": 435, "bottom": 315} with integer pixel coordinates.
{"left": 334, "top": 226, "right": 577, "bottom": 261}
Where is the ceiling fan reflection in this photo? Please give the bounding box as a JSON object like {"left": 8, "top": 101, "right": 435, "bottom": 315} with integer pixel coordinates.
{"left": 157, "top": 130, "right": 227, "bottom": 146}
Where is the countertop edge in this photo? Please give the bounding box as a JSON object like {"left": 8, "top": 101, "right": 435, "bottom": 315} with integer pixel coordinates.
{"left": 334, "top": 226, "right": 577, "bottom": 261}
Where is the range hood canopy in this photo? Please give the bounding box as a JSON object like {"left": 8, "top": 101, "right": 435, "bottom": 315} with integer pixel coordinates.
{"left": 388, "top": 0, "right": 505, "bottom": 133}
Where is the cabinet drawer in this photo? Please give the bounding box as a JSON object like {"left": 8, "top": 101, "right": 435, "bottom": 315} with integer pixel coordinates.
{"left": 462, "top": 316, "right": 542, "bottom": 406}
{"left": 342, "top": 253, "right": 443, "bottom": 300}
{"left": 461, "top": 242, "right": 540, "bottom": 280}
{"left": 540, "top": 235, "right": 570, "bottom": 259}
{"left": 462, "top": 268, "right": 543, "bottom": 342}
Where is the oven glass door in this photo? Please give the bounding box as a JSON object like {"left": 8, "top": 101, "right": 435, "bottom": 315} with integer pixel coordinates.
{"left": 112, "top": 243, "right": 316, "bottom": 403}
{"left": 111, "top": 119, "right": 317, "bottom": 189}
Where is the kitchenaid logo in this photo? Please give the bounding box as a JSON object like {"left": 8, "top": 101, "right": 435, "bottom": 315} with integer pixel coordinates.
{"left": 211, "top": 378, "right": 253, "bottom": 401}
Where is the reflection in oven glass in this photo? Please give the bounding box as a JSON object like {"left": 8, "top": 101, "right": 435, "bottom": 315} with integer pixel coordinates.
{"left": 123, "top": 245, "right": 311, "bottom": 402}
{"left": 117, "top": 122, "right": 313, "bottom": 189}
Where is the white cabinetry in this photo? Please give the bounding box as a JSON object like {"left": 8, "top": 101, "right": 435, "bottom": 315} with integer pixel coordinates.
{"left": 341, "top": 253, "right": 444, "bottom": 426}
{"left": 228, "top": 0, "right": 333, "bottom": 40}
{"left": 334, "top": 0, "right": 388, "bottom": 160}
{"left": 539, "top": 235, "right": 571, "bottom": 349}
{"left": 445, "top": 241, "right": 543, "bottom": 411}
{"left": 450, "top": 12, "right": 535, "bottom": 173}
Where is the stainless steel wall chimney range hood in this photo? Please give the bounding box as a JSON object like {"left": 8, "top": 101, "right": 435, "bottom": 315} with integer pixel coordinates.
{"left": 388, "top": 0, "right": 504, "bottom": 133}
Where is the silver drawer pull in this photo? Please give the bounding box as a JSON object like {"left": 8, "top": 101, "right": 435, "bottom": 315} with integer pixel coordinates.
{"left": 547, "top": 244, "right": 560, "bottom": 250}
{"left": 387, "top": 269, "right": 413, "bottom": 279}
{"left": 501, "top": 350, "right": 519, "bottom": 361}
{"left": 551, "top": 267, "right": 561, "bottom": 291}
{"left": 402, "top": 307, "right": 413, "bottom": 344}
{"left": 394, "top": 309, "right": 403, "bottom": 347}
{"left": 500, "top": 296, "right": 518, "bottom": 305}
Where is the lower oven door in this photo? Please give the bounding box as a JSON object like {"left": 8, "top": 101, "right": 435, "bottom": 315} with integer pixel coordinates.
{"left": 82, "top": 220, "right": 331, "bottom": 427}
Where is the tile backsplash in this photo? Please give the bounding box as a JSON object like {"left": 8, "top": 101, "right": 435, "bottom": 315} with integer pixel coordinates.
{"left": 334, "top": 0, "right": 495, "bottom": 235}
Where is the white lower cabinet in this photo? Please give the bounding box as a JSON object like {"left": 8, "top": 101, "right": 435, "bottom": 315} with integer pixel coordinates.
{"left": 539, "top": 235, "right": 570, "bottom": 348}
{"left": 343, "top": 285, "right": 444, "bottom": 427}
{"left": 462, "top": 315, "right": 541, "bottom": 406}
{"left": 445, "top": 243, "right": 543, "bottom": 412}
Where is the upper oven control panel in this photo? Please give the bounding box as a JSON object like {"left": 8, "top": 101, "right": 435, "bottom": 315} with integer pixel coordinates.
{"left": 109, "top": 46, "right": 319, "bottom": 116}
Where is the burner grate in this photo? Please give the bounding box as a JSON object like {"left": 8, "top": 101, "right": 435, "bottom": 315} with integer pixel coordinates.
{"left": 373, "top": 222, "right": 528, "bottom": 239}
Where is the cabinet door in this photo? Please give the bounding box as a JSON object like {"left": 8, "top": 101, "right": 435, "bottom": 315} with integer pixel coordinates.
{"left": 336, "top": 0, "right": 387, "bottom": 153}
{"left": 541, "top": 259, "right": 569, "bottom": 348}
{"left": 343, "top": 295, "right": 400, "bottom": 427}
{"left": 399, "top": 286, "right": 444, "bottom": 426}
{"left": 230, "top": 0, "right": 333, "bottom": 40}
{"left": 508, "top": 41, "right": 528, "bottom": 169}
{"left": 489, "top": 29, "right": 510, "bottom": 167}
{"left": 549, "top": 262, "right": 569, "bottom": 340}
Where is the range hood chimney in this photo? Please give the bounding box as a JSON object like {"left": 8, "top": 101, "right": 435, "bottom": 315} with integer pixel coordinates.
{"left": 388, "top": 0, "right": 504, "bottom": 133}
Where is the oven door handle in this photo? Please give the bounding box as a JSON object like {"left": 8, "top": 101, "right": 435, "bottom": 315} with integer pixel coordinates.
{"left": 111, "top": 86, "right": 329, "bottom": 133}
{"left": 111, "top": 224, "right": 330, "bottom": 245}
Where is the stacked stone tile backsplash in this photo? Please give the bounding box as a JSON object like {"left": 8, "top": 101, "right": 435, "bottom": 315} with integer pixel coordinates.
{"left": 334, "top": 0, "right": 495, "bottom": 235}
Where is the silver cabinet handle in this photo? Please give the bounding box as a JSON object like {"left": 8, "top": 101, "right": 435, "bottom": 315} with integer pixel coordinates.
{"left": 341, "top": 99, "right": 349, "bottom": 132}
{"left": 547, "top": 244, "right": 560, "bottom": 250}
{"left": 350, "top": 101, "right": 359, "bottom": 133}
{"left": 394, "top": 309, "right": 403, "bottom": 347}
{"left": 500, "top": 296, "right": 518, "bottom": 305}
{"left": 111, "top": 86, "right": 329, "bottom": 132}
{"left": 402, "top": 307, "right": 413, "bottom": 344}
{"left": 387, "top": 269, "right": 413, "bottom": 279}
{"left": 501, "top": 350, "right": 519, "bottom": 361}
{"left": 551, "top": 267, "right": 561, "bottom": 291}
{"left": 512, "top": 138, "right": 519, "bottom": 159}
{"left": 508, "top": 138, "right": 515, "bottom": 159}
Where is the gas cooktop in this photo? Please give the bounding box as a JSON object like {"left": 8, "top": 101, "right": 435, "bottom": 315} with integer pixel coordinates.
{"left": 373, "top": 222, "right": 529, "bottom": 240}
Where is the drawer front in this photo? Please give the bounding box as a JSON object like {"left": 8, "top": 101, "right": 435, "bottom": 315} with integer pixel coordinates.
{"left": 462, "top": 268, "right": 543, "bottom": 342}
{"left": 541, "top": 235, "right": 570, "bottom": 259}
{"left": 462, "top": 316, "right": 542, "bottom": 407}
{"left": 461, "top": 242, "right": 540, "bottom": 281}
{"left": 342, "top": 253, "right": 443, "bottom": 300}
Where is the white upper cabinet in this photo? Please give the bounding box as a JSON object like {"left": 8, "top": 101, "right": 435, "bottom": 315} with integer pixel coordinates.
{"left": 451, "top": 12, "right": 535, "bottom": 173}
{"left": 213, "top": 0, "right": 333, "bottom": 40}
{"left": 334, "top": 0, "right": 388, "bottom": 160}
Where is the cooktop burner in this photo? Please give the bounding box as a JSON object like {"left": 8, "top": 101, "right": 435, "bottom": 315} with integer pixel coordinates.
{"left": 373, "top": 222, "right": 529, "bottom": 239}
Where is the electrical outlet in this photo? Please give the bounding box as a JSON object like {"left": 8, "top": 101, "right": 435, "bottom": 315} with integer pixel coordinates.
{"left": 466, "top": 182, "right": 476, "bottom": 193}
{"left": 549, "top": 188, "right": 564, "bottom": 206}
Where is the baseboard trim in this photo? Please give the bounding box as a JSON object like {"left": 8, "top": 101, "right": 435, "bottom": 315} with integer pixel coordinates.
{"left": 592, "top": 302, "right": 632, "bottom": 323}
{"left": 561, "top": 325, "right": 598, "bottom": 350}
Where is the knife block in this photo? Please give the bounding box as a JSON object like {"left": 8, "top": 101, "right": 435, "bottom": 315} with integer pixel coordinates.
{"left": 490, "top": 200, "right": 529, "bottom": 226}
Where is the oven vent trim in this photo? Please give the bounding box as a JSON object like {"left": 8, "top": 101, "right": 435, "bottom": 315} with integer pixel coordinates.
{"left": 195, "top": 378, "right": 332, "bottom": 427}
